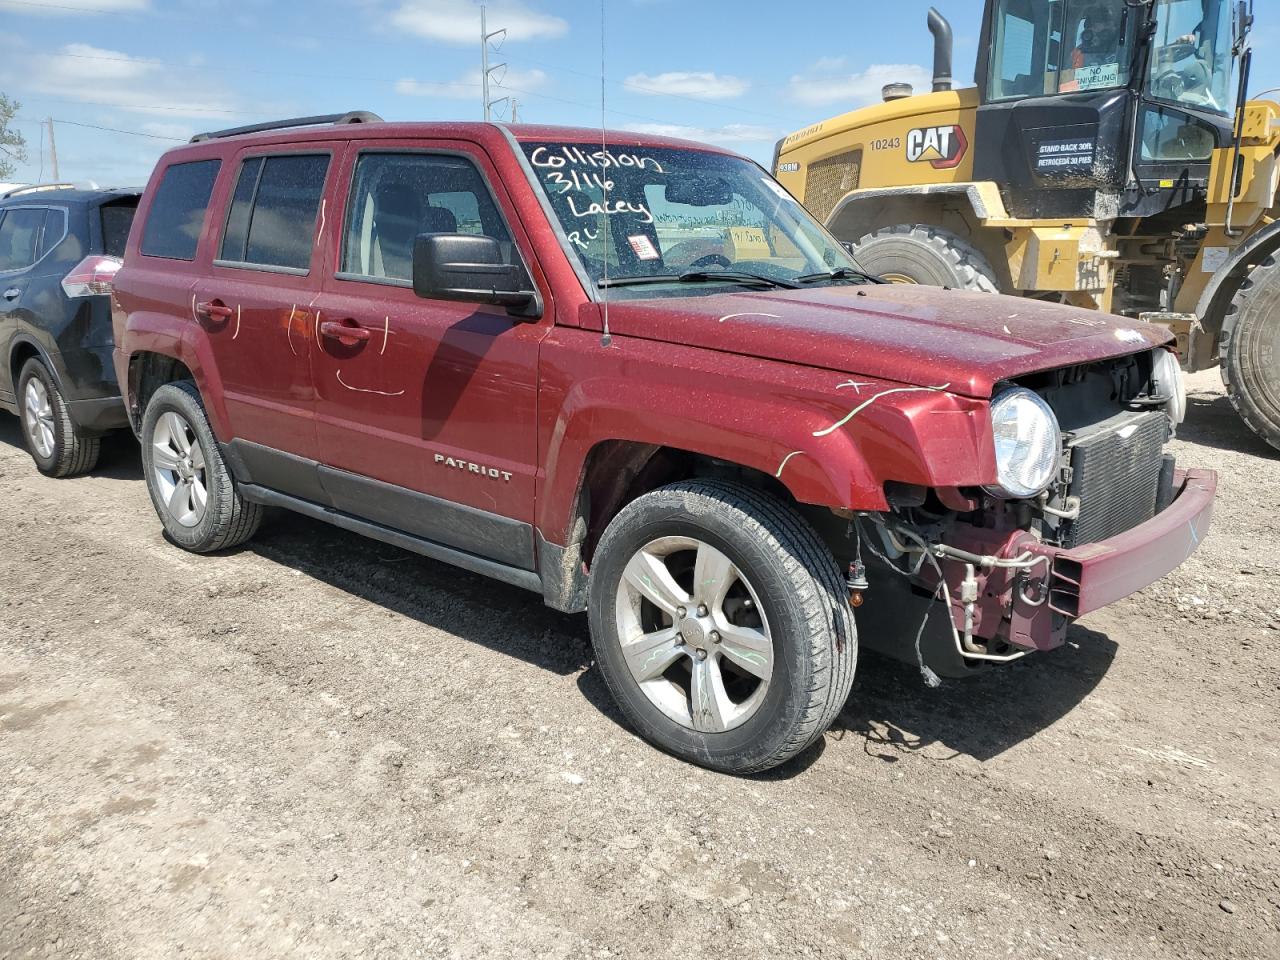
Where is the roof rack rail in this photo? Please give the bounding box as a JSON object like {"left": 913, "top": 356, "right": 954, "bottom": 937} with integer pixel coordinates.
{"left": 3, "top": 182, "right": 99, "bottom": 198}
{"left": 189, "top": 111, "right": 383, "bottom": 144}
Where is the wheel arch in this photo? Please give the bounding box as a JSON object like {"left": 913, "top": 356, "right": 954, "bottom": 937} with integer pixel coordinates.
{"left": 825, "top": 184, "right": 1013, "bottom": 289}
{"left": 539, "top": 439, "right": 846, "bottom": 615}
{"left": 1192, "top": 221, "right": 1280, "bottom": 368}
{"left": 9, "top": 335, "right": 66, "bottom": 396}
{"left": 118, "top": 308, "right": 229, "bottom": 438}
{"left": 127, "top": 351, "right": 196, "bottom": 434}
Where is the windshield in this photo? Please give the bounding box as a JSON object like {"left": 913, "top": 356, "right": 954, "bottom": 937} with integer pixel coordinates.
{"left": 1148, "top": 0, "right": 1235, "bottom": 113}
{"left": 520, "top": 142, "right": 865, "bottom": 298}
{"left": 988, "top": 0, "right": 1140, "bottom": 100}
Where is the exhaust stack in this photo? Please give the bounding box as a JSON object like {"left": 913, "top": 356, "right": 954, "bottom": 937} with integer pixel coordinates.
{"left": 927, "top": 7, "right": 954, "bottom": 92}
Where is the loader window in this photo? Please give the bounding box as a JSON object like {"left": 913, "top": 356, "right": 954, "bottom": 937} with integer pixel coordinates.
{"left": 1147, "top": 0, "right": 1235, "bottom": 114}
{"left": 988, "top": 0, "right": 1137, "bottom": 101}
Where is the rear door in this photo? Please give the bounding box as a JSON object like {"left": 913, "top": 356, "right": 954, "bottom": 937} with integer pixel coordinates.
{"left": 0, "top": 205, "right": 48, "bottom": 323}
{"left": 191, "top": 146, "right": 337, "bottom": 499}
{"left": 310, "top": 141, "right": 551, "bottom": 569}
{"left": 0, "top": 205, "right": 62, "bottom": 404}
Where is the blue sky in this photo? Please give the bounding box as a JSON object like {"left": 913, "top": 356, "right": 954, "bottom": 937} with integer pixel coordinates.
{"left": 1, "top": 0, "right": 1276, "bottom": 186}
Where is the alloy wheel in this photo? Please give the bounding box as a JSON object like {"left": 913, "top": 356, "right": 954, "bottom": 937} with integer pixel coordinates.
{"left": 614, "top": 535, "right": 774, "bottom": 732}
{"left": 22, "top": 378, "right": 56, "bottom": 460}
{"left": 151, "top": 411, "right": 209, "bottom": 528}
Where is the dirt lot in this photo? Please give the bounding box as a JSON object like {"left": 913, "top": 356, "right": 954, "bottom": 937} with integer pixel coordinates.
{"left": 0, "top": 368, "right": 1277, "bottom": 960}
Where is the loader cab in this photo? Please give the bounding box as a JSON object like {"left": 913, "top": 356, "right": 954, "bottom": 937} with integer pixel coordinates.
{"left": 974, "top": 0, "right": 1243, "bottom": 219}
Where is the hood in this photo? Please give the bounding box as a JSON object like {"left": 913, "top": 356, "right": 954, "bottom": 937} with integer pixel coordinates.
{"left": 597, "top": 284, "right": 1172, "bottom": 398}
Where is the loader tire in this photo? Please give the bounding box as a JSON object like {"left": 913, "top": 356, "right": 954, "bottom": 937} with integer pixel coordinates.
{"left": 851, "top": 224, "right": 1000, "bottom": 292}
{"left": 1221, "top": 254, "right": 1280, "bottom": 453}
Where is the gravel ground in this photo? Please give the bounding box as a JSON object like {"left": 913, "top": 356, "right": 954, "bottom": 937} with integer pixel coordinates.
{"left": 1, "top": 368, "right": 1277, "bottom": 960}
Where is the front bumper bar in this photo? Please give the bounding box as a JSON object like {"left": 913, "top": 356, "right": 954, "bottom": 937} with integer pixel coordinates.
{"left": 1027, "top": 468, "right": 1217, "bottom": 619}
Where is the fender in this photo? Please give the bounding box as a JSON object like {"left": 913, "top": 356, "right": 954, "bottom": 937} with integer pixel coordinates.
{"left": 826, "top": 180, "right": 1013, "bottom": 236}
{"left": 1193, "top": 219, "right": 1280, "bottom": 344}
{"left": 6, "top": 331, "right": 68, "bottom": 395}
{"left": 536, "top": 356, "right": 995, "bottom": 544}
{"left": 121, "top": 308, "right": 234, "bottom": 441}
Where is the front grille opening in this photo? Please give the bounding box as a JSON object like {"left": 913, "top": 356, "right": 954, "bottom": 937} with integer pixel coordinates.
{"left": 803, "top": 149, "right": 863, "bottom": 223}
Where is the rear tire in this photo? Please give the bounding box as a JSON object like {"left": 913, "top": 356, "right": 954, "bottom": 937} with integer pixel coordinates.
{"left": 851, "top": 224, "right": 999, "bottom": 292}
{"left": 587, "top": 479, "right": 856, "bottom": 774}
{"left": 140, "top": 381, "right": 262, "bottom": 552}
{"left": 17, "top": 358, "right": 101, "bottom": 478}
{"left": 1221, "top": 255, "right": 1280, "bottom": 453}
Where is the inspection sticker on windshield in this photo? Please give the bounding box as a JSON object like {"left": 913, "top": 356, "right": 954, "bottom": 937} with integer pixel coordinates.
{"left": 1076, "top": 62, "right": 1121, "bottom": 91}
{"left": 628, "top": 235, "right": 660, "bottom": 260}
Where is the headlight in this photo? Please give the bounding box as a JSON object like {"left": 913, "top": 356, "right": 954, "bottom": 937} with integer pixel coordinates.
{"left": 1151, "top": 348, "right": 1186, "bottom": 426}
{"left": 986, "top": 387, "right": 1062, "bottom": 499}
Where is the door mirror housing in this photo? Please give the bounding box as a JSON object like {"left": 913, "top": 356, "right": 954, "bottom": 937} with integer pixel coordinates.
{"left": 412, "top": 233, "right": 540, "bottom": 318}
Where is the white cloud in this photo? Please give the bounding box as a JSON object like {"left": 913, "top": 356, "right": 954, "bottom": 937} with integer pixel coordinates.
{"left": 0, "top": 0, "right": 147, "bottom": 13}
{"left": 788, "top": 60, "right": 933, "bottom": 107}
{"left": 623, "top": 71, "right": 749, "bottom": 100}
{"left": 390, "top": 0, "right": 567, "bottom": 44}
{"left": 396, "top": 67, "right": 547, "bottom": 100}
{"left": 623, "top": 122, "right": 776, "bottom": 147}
{"left": 10, "top": 43, "right": 243, "bottom": 119}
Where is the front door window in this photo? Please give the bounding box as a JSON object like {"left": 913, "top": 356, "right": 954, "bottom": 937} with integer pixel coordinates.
{"left": 1147, "top": 0, "right": 1235, "bottom": 114}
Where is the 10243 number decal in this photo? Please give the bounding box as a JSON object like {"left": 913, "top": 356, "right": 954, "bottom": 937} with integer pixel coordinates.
{"left": 870, "top": 137, "right": 901, "bottom": 151}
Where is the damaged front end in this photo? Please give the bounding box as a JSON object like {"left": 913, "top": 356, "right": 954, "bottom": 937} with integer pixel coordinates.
{"left": 845, "top": 349, "right": 1216, "bottom": 681}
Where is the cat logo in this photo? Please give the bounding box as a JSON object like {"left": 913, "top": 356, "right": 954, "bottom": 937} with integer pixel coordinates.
{"left": 905, "top": 125, "right": 968, "bottom": 169}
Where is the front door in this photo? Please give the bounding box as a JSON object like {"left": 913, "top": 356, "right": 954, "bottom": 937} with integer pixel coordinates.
{"left": 311, "top": 143, "right": 549, "bottom": 570}
{"left": 191, "top": 146, "right": 337, "bottom": 498}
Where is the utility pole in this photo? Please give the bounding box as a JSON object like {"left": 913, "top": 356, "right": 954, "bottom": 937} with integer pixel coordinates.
{"left": 480, "top": 5, "right": 508, "bottom": 120}
{"left": 510, "top": 99, "right": 520, "bottom": 123}
{"left": 46, "top": 118, "right": 59, "bottom": 182}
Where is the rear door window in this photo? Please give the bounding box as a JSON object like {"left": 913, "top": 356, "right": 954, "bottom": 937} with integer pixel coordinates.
{"left": 0, "top": 207, "right": 47, "bottom": 272}
{"left": 140, "top": 159, "right": 221, "bottom": 260}
{"left": 219, "top": 153, "right": 331, "bottom": 272}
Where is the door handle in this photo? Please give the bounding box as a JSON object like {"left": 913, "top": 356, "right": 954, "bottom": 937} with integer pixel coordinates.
{"left": 2, "top": 288, "right": 19, "bottom": 302}
{"left": 319, "top": 320, "right": 373, "bottom": 342}
{"left": 195, "top": 299, "right": 234, "bottom": 321}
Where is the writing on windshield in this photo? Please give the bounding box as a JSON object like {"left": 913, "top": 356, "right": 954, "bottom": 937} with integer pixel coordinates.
{"left": 522, "top": 141, "right": 857, "bottom": 298}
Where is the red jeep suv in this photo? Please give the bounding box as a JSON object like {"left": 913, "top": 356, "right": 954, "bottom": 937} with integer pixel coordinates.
{"left": 113, "top": 113, "right": 1215, "bottom": 773}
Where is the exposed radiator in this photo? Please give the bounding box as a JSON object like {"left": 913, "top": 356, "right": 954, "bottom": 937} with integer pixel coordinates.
{"left": 1061, "top": 410, "right": 1167, "bottom": 547}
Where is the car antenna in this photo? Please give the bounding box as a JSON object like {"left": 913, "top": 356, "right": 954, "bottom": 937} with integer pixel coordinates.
{"left": 598, "top": 0, "right": 612, "bottom": 348}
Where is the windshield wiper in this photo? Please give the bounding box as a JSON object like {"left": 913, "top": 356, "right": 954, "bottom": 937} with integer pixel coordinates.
{"left": 597, "top": 270, "right": 798, "bottom": 290}
{"left": 794, "top": 266, "right": 885, "bottom": 285}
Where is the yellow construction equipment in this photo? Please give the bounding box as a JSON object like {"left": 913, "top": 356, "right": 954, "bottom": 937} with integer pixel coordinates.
{"left": 776, "top": 1, "right": 1280, "bottom": 450}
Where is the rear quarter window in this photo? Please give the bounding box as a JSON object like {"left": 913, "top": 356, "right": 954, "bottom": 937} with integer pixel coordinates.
{"left": 140, "top": 159, "right": 221, "bottom": 261}
{"left": 101, "top": 200, "right": 138, "bottom": 259}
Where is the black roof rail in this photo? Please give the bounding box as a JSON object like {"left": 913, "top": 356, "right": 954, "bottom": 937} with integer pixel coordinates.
{"left": 189, "top": 111, "right": 383, "bottom": 143}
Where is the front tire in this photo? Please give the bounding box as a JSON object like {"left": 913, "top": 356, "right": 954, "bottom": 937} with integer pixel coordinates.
{"left": 587, "top": 480, "right": 856, "bottom": 774}
{"left": 140, "top": 381, "right": 261, "bottom": 552}
{"left": 17, "top": 358, "right": 101, "bottom": 478}
{"left": 1221, "top": 255, "right": 1280, "bottom": 452}
{"left": 851, "top": 224, "right": 999, "bottom": 291}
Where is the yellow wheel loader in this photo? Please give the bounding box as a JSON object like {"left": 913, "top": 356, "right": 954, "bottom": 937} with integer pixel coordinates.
{"left": 775, "top": 1, "right": 1280, "bottom": 450}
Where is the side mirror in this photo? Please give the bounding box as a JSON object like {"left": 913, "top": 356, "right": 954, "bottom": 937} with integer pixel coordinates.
{"left": 412, "top": 233, "right": 540, "bottom": 318}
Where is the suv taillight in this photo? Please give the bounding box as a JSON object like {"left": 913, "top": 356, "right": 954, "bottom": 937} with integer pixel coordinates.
{"left": 62, "top": 255, "right": 123, "bottom": 298}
